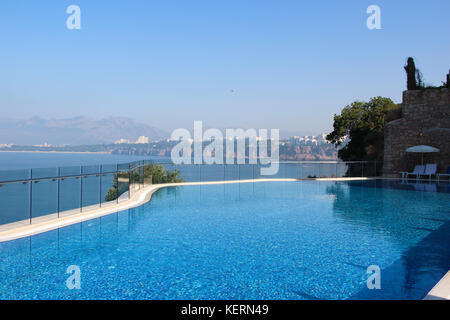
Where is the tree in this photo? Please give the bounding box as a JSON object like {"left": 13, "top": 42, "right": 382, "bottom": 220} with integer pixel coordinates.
{"left": 326, "top": 97, "right": 401, "bottom": 175}
{"left": 143, "top": 164, "right": 184, "bottom": 184}
{"left": 105, "top": 172, "right": 130, "bottom": 202}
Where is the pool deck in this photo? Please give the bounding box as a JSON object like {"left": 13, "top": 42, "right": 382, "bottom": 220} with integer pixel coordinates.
{"left": 424, "top": 271, "right": 450, "bottom": 300}
{"left": 0, "top": 176, "right": 449, "bottom": 300}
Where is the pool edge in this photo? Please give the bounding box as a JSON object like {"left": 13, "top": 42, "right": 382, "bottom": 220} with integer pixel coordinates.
{"left": 424, "top": 271, "right": 450, "bottom": 300}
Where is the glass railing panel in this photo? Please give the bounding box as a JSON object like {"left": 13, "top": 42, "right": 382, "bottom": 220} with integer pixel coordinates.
{"left": 82, "top": 165, "right": 100, "bottom": 175}
{"left": 301, "top": 163, "right": 316, "bottom": 179}
{"left": 31, "top": 178, "right": 58, "bottom": 223}
{"left": 101, "top": 172, "right": 117, "bottom": 207}
{"left": 345, "top": 162, "right": 363, "bottom": 177}
{"left": 283, "top": 163, "right": 299, "bottom": 179}
{"left": 117, "top": 163, "right": 130, "bottom": 171}
{"left": 59, "top": 176, "right": 81, "bottom": 217}
{"left": 0, "top": 169, "right": 30, "bottom": 183}
{"left": 81, "top": 174, "right": 101, "bottom": 210}
{"left": 117, "top": 170, "right": 130, "bottom": 202}
{"left": 31, "top": 167, "right": 58, "bottom": 180}
{"left": 224, "top": 164, "right": 238, "bottom": 181}
{"left": 199, "top": 164, "right": 224, "bottom": 182}
{"left": 143, "top": 165, "right": 153, "bottom": 187}
{"left": 60, "top": 166, "right": 81, "bottom": 177}
{"left": 101, "top": 164, "right": 117, "bottom": 174}
{"left": 172, "top": 164, "right": 199, "bottom": 182}
{"left": 238, "top": 164, "right": 254, "bottom": 180}
{"left": 0, "top": 181, "right": 30, "bottom": 228}
{"left": 337, "top": 162, "right": 347, "bottom": 178}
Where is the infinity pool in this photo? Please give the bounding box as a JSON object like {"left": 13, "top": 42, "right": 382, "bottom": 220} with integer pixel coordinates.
{"left": 0, "top": 180, "right": 449, "bottom": 299}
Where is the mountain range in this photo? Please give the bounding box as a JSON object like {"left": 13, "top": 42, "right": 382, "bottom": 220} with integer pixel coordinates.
{"left": 0, "top": 116, "right": 167, "bottom": 146}
{"left": 0, "top": 115, "right": 333, "bottom": 148}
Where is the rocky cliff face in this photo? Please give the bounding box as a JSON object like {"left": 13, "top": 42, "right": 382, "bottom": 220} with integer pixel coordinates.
{"left": 279, "top": 145, "right": 337, "bottom": 161}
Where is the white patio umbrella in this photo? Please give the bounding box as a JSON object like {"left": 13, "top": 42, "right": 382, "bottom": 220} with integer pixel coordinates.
{"left": 405, "top": 145, "right": 440, "bottom": 165}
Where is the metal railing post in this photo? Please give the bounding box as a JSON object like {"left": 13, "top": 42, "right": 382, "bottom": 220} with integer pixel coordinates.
{"left": 128, "top": 163, "right": 131, "bottom": 199}
{"left": 57, "top": 167, "right": 60, "bottom": 218}
{"left": 99, "top": 165, "right": 102, "bottom": 208}
{"left": 301, "top": 162, "right": 303, "bottom": 179}
{"left": 80, "top": 166, "right": 83, "bottom": 213}
{"left": 116, "top": 164, "right": 119, "bottom": 204}
{"left": 29, "top": 168, "right": 33, "bottom": 224}
{"left": 141, "top": 161, "right": 143, "bottom": 189}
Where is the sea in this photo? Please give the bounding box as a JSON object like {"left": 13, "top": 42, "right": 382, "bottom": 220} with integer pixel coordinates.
{"left": 0, "top": 152, "right": 157, "bottom": 171}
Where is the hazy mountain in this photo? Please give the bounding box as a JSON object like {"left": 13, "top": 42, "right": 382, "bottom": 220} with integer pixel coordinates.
{"left": 0, "top": 116, "right": 168, "bottom": 145}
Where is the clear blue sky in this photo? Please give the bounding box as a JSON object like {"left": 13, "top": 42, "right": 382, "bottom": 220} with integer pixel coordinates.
{"left": 0, "top": 0, "right": 449, "bottom": 135}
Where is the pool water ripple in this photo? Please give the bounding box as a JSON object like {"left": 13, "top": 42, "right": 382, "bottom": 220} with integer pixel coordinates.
{"left": 0, "top": 180, "right": 449, "bottom": 299}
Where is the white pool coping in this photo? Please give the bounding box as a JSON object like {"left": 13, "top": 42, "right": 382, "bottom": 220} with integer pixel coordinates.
{"left": 0, "top": 176, "right": 448, "bottom": 300}
{"left": 424, "top": 271, "right": 450, "bottom": 300}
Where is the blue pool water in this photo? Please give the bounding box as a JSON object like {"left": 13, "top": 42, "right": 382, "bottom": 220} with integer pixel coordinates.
{"left": 0, "top": 180, "right": 449, "bottom": 300}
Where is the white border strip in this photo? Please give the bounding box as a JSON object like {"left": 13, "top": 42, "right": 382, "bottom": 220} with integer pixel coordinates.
{"left": 424, "top": 271, "right": 450, "bottom": 300}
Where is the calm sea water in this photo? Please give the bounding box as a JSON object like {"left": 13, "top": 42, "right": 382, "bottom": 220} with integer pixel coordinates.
{"left": 0, "top": 152, "right": 159, "bottom": 171}
{"left": 0, "top": 180, "right": 449, "bottom": 299}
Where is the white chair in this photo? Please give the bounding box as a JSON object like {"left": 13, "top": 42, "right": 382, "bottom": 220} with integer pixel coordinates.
{"left": 401, "top": 165, "right": 425, "bottom": 180}
{"left": 419, "top": 164, "right": 437, "bottom": 181}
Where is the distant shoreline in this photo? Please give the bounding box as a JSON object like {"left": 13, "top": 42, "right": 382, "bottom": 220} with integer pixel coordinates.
{"left": 0, "top": 150, "right": 111, "bottom": 155}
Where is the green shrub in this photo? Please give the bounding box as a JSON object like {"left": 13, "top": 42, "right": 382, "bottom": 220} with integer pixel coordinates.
{"left": 105, "top": 164, "right": 184, "bottom": 201}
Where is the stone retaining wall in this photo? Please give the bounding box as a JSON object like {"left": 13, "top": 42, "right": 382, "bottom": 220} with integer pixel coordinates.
{"left": 383, "top": 88, "right": 450, "bottom": 175}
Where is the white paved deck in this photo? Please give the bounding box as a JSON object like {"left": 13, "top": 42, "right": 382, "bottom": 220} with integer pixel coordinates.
{"left": 424, "top": 271, "right": 450, "bottom": 300}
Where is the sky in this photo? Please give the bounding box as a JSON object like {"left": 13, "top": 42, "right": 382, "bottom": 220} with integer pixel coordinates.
{"left": 0, "top": 0, "right": 449, "bottom": 136}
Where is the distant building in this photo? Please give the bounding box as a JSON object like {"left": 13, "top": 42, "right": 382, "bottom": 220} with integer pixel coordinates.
{"left": 33, "top": 142, "right": 51, "bottom": 147}
{"left": 290, "top": 136, "right": 301, "bottom": 145}
{"left": 289, "top": 134, "right": 329, "bottom": 146}
{"left": 114, "top": 138, "right": 131, "bottom": 144}
{"left": 135, "top": 136, "right": 149, "bottom": 144}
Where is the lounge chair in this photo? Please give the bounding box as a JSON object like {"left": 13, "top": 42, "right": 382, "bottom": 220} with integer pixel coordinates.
{"left": 419, "top": 164, "right": 437, "bottom": 181}
{"left": 401, "top": 165, "right": 425, "bottom": 180}
{"left": 437, "top": 166, "right": 450, "bottom": 182}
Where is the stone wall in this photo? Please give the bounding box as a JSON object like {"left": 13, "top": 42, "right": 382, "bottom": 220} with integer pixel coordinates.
{"left": 383, "top": 88, "right": 450, "bottom": 175}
